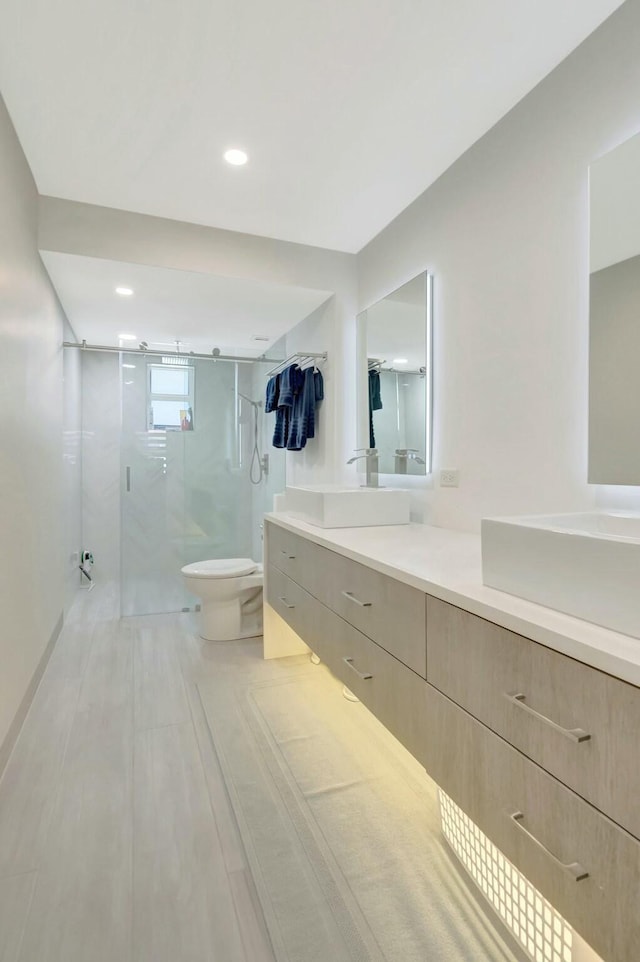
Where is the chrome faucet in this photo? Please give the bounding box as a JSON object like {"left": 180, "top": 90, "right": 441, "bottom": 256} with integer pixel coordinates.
{"left": 347, "top": 448, "right": 379, "bottom": 488}
{"left": 394, "top": 448, "right": 426, "bottom": 474}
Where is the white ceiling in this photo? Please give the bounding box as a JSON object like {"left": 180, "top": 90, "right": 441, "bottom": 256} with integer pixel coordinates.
{"left": 0, "top": 0, "right": 624, "bottom": 252}
{"left": 42, "top": 252, "right": 332, "bottom": 354}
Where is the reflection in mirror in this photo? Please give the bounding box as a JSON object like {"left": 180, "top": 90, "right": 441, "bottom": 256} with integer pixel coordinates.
{"left": 357, "top": 273, "right": 432, "bottom": 476}
{"left": 589, "top": 132, "right": 640, "bottom": 484}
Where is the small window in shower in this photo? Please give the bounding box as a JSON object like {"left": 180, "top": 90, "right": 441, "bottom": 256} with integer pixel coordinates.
{"left": 148, "top": 363, "right": 195, "bottom": 430}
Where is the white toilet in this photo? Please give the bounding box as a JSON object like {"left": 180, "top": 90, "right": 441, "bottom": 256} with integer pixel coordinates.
{"left": 181, "top": 558, "right": 264, "bottom": 641}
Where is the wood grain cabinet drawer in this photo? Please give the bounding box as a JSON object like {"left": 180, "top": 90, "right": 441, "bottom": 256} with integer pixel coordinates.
{"left": 265, "top": 523, "right": 319, "bottom": 589}
{"left": 424, "top": 684, "right": 640, "bottom": 962}
{"left": 267, "top": 562, "right": 428, "bottom": 763}
{"left": 266, "top": 521, "right": 427, "bottom": 677}
{"left": 427, "top": 596, "right": 640, "bottom": 840}
{"left": 317, "top": 552, "right": 427, "bottom": 677}
{"left": 266, "top": 565, "right": 334, "bottom": 665}
{"left": 320, "top": 612, "right": 429, "bottom": 766}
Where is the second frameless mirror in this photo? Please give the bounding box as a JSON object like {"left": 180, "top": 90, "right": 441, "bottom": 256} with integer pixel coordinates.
{"left": 357, "top": 272, "right": 433, "bottom": 476}
{"left": 589, "top": 130, "right": 640, "bottom": 484}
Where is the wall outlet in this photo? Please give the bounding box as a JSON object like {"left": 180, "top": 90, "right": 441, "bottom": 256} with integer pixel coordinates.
{"left": 440, "top": 469, "right": 460, "bottom": 487}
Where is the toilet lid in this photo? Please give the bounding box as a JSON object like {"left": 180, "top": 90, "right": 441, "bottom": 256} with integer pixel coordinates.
{"left": 181, "top": 558, "right": 257, "bottom": 579}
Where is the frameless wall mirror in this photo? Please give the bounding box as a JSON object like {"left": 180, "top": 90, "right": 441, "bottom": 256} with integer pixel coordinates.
{"left": 357, "top": 272, "right": 433, "bottom": 476}
{"left": 589, "top": 131, "right": 640, "bottom": 483}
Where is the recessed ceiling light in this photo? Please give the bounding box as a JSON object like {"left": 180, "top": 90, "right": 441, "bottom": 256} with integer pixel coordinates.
{"left": 122, "top": 363, "right": 136, "bottom": 369}
{"left": 118, "top": 333, "right": 137, "bottom": 341}
{"left": 224, "top": 148, "right": 248, "bottom": 166}
{"left": 115, "top": 286, "right": 134, "bottom": 296}
{"left": 393, "top": 357, "right": 409, "bottom": 364}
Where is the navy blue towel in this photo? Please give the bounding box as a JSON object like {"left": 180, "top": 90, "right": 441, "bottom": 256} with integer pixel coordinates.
{"left": 278, "top": 364, "right": 302, "bottom": 407}
{"left": 272, "top": 364, "right": 303, "bottom": 448}
{"left": 287, "top": 367, "right": 324, "bottom": 450}
{"left": 368, "top": 369, "right": 382, "bottom": 448}
{"left": 265, "top": 374, "right": 280, "bottom": 413}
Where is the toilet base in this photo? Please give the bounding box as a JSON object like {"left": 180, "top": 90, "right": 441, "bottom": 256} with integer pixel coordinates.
{"left": 199, "top": 592, "right": 263, "bottom": 642}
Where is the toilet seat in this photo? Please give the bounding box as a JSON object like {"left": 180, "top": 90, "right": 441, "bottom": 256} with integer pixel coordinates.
{"left": 181, "top": 558, "right": 257, "bottom": 579}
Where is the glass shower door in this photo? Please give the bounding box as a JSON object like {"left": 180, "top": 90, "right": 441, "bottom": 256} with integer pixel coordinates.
{"left": 181, "top": 360, "right": 254, "bottom": 569}
{"left": 119, "top": 353, "right": 266, "bottom": 617}
{"left": 120, "top": 352, "right": 188, "bottom": 616}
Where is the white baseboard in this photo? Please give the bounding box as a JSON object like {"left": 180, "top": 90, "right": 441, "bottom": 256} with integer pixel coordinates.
{"left": 0, "top": 612, "right": 63, "bottom": 778}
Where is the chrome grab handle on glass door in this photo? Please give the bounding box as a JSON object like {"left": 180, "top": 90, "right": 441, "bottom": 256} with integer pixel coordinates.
{"left": 510, "top": 811, "right": 589, "bottom": 881}
{"left": 278, "top": 597, "right": 295, "bottom": 609}
{"left": 504, "top": 692, "right": 591, "bottom": 743}
{"left": 342, "top": 657, "right": 372, "bottom": 680}
{"left": 341, "top": 591, "right": 372, "bottom": 608}
{"left": 126, "top": 466, "right": 131, "bottom": 492}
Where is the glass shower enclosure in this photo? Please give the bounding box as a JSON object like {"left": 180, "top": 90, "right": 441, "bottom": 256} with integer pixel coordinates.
{"left": 120, "top": 351, "right": 283, "bottom": 617}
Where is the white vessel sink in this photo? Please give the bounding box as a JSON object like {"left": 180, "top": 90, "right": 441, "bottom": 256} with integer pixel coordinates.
{"left": 283, "top": 484, "right": 410, "bottom": 528}
{"left": 481, "top": 511, "right": 640, "bottom": 639}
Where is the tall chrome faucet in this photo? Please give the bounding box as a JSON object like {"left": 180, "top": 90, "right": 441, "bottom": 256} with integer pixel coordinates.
{"left": 347, "top": 448, "right": 379, "bottom": 488}
{"left": 394, "top": 448, "right": 426, "bottom": 474}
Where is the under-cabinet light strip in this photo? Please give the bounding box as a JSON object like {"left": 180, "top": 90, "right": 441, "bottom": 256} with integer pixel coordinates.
{"left": 439, "top": 790, "right": 572, "bottom": 962}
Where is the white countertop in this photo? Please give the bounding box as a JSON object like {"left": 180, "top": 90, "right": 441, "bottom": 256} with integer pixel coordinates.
{"left": 265, "top": 513, "right": 640, "bottom": 688}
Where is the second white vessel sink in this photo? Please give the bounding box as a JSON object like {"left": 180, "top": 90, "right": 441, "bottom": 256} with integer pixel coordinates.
{"left": 481, "top": 511, "right": 640, "bottom": 639}
{"left": 283, "top": 484, "right": 410, "bottom": 528}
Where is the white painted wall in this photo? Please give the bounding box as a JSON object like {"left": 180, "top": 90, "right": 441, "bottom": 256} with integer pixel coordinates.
{"left": 62, "top": 319, "right": 83, "bottom": 611}
{"left": 356, "top": 0, "right": 640, "bottom": 533}
{"left": 283, "top": 298, "right": 338, "bottom": 484}
{"left": 250, "top": 344, "right": 287, "bottom": 563}
{"left": 0, "top": 94, "right": 77, "bottom": 751}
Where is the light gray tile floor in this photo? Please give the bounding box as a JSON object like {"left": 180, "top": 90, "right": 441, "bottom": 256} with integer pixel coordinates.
{"left": 0, "top": 586, "right": 275, "bottom": 962}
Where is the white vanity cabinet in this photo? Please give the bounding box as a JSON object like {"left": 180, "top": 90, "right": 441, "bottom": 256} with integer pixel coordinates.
{"left": 264, "top": 518, "right": 640, "bottom": 962}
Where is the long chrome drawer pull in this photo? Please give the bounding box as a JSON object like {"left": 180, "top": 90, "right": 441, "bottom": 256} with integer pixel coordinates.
{"left": 342, "top": 657, "right": 373, "bottom": 680}
{"left": 504, "top": 692, "right": 591, "bottom": 743}
{"left": 341, "top": 591, "right": 372, "bottom": 608}
{"left": 280, "top": 549, "right": 295, "bottom": 559}
{"left": 278, "top": 596, "right": 296, "bottom": 609}
{"left": 510, "top": 811, "right": 589, "bottom": 882}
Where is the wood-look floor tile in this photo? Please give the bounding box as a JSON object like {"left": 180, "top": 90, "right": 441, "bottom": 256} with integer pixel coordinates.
{"left": 228, "top": 869, "right": 277, "bottom": 962}
{"left": 134, "top": 622, "right": 190, "bottom": 731}
{"left": 133, "top": 722, "right": 246, "bottom": 962}
{"left": 17, "top": 613, "right": 134, "bottom": 962}
{"left": 44, "top": 620, "right": 95, "bottom": 681}
{"left": 17, "top": 712, "right": 133, "bottom": 962}
{"left": 182, "top": 676, "right": 248, "bottom": 875}
{"left": 76, "top": 619, "right": 133, "bottom": 718}
{"left": 0, "top": 677, "right": 80, "bottom": 877}
{"left": 0, "top": 873, "right": 37, "bottom": 962}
